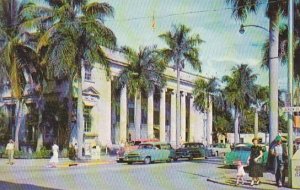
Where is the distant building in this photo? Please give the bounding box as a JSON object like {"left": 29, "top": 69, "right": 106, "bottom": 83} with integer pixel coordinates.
{"left": 0, "top": 48, "right": 213, "bottom": 151}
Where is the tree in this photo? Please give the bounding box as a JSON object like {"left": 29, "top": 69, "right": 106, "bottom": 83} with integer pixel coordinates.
{"left": 0, "top": 0, "right": 43, "bottom": 150}
{"left": 226, "top": 0, "right": 290, "bottom": 143}
{"left": 193, "top": 77, "right": 229, "bottom": 143}
{"left": 24, "top": 0, "right": 117, "bottom": 158}
{"left": 117, "top": 46, "right": 166, "bottom": 140}
{"left": 159, "top": 24, "right": 203, "bottom": 147}
{"left": 222, "top": 64, "right": 257, "bottom": 144}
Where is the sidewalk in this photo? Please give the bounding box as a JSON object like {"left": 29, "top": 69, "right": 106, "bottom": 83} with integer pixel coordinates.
{"left": 207, "top": 170, "right": 290, "bottom": 190}
{"left": 0, "top": 154, "right": 117, "bottom": 169}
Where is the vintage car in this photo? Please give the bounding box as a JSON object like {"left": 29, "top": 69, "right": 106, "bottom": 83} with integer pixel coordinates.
{"left": 210, "top": 143, "right": 231, "bottom": 157}
{"left": 116, "top": 139, "right": 159, "bottom": 162}
{"left": 124, "top": 142, "right": 176, "bottom": 164}
{"left": 174, "top": 142, "right": 208, "bottom": 161}
{"left": 223, "top": 143, "right": 268, "bottom": 167}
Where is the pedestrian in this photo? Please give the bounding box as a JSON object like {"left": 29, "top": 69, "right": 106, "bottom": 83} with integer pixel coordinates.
{"left": 235, "top": 160, "right": 246, "bottom": 185}
{"left": 248, "top": 137, "right": 264, "bottom": 186}
{"left": 74, "top": 143, "right": 78, "bottom": 159}
{"left": 6, "top": 139, "right": 14, "bottom": 165}
{"left": 48, "top": 142, "right": 59, "bottom": 168}
{"left": 270, "top": 135, "right": 288, "bottom": 187}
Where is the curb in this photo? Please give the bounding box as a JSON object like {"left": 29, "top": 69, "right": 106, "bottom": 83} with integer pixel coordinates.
{"left": 56, "top": 160, "right": 116, "bottom": 168}
{"left": 207, "top": 178, "right": 275, "bottom": 190}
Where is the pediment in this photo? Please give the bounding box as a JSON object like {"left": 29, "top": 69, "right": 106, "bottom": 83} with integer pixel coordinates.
{"left": 82, "top": 87, "right": 100, "bottom": 97}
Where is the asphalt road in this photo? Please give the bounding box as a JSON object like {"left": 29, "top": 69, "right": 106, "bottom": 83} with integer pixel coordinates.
{"left": 0, "top": 158, "right": 273, "bottom": 190}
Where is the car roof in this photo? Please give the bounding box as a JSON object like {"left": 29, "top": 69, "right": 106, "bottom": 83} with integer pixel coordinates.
{"left": 139, "top": 142, "right": 170, "bottom": 145}
{"left": 131, "top": 139, "right": 159, "bottom": 142}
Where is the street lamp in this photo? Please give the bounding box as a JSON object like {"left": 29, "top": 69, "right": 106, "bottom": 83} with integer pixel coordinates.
{"left": 239, "top": 24, "right": 269, "bottom": 34}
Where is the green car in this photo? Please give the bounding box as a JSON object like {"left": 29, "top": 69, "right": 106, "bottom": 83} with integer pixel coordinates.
{"left": 124, "top": 142, "right": 175, "bottom": 164}
{"left": 224, "top": 143, "right": 268, "bottom": 167}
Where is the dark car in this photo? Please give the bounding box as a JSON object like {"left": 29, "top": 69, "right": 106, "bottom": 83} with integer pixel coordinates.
{"left": 174, "top": 142, "right": 207, "bottom": 161}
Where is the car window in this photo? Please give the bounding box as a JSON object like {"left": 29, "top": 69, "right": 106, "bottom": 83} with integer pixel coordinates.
{"left": 134, "top": 141, "right": 141, "bottom": 146}
{"left": 161, "top": 144, "right": 171, "bottom": 150}
{"left": 155, "top": 145, "right": 161, "bottom": 149}
{"left": 234, "top": 146, "right": 251, "bottom": 151}
{"left": 138, "top": 144, "right": 153, "bottom": 149}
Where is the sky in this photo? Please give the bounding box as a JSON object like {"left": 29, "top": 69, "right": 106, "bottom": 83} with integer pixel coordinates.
{"left": 103, "top": 0, "right": 288, "bottom": 89}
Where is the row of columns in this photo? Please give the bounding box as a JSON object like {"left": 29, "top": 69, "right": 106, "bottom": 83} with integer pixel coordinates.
{"left": 118, "top": 86, "right": 212, "bottom": 145}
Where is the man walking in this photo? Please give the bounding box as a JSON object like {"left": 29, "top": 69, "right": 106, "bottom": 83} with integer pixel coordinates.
{"left": 270, "top": 136, "right": 288, "bottom": 187}
{"left": 6, "top": 139, "right": 15, "bottom": 165}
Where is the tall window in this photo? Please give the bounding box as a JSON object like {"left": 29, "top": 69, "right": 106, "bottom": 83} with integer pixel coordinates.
{"left": 84, "top": 65, "right": 92, "bottom": 81}
{"left": 84, "top": 106, "right": 92, "bottom": 132}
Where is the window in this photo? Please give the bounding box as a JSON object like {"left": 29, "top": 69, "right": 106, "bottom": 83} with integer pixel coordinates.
{"left": 84, "top": 106, "right": 92, "bottom": 132}
{"left": 84, "top": 65, "right": 92, "bottom": 81}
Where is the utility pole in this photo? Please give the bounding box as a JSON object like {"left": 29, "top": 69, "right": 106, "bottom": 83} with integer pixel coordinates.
{"left": 288, "top": 0, "right": 294, "bottom": 187}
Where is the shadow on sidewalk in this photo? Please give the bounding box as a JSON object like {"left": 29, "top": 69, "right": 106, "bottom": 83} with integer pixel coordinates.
{"left": 0, "top": 181, "right": 61, "bottom": 190}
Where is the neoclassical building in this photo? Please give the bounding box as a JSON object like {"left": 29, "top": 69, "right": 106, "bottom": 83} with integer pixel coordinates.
{"left": 0, "top": 48, "right": 213, "bottom": 151}
{"left": 78, "top": 48, "right": 213, "bottom": 150}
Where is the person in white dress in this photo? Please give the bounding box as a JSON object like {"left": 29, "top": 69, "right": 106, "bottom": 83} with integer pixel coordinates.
{"left": 48, "top": 143, "right": 59, "bottom": 168}
{"left": 236, "top": 160, "right": 246, "bottom": 185}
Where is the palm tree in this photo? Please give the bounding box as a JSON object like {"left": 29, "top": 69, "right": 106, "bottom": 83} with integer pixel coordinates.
{"left": 0, "top": 0, "right": 43, "bottom": 150}
{"left": 222, "top": 64, "right": 257, "bottom": 144}
{"left": 23, "top": 0, "right": 117, "bottom": 158}
{"left": 193, "top": 77, "right": 223, "bottom": 144}
{"left": 117, "top": 46, "right": 166, "bottom": 140}
{"left": 226, "top": 0, "right": 290, "bottom": 143}
{"left": 253, "top": 85, "right": 269, "bottom": 138}
{"left": 159, "top": 24, "right": 203, "bottom": 147}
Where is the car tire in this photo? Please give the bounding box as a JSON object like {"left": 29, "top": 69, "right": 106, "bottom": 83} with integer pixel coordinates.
{"left": 188, "top": 156, "right": 193, "bottom": 161}
{"left": 166, "top": 158, "right": 172, "bottom": 163}
{"left": 144, "top": 157, "right": 151, "bottom": 164}
{"left": 173, "top": 158, "right": 178, "bottom": 162}
{"left": 127, "top": 162, "right": 133, "bottom": 165}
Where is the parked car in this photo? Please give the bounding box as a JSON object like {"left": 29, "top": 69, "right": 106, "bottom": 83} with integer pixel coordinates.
{"left": 223, "top": 143, "right": 268, "bottom": 167}
{"left": 116, "top": 139, "right": 159, "bottom": 162}
{"left": 174, "top": 142, "right": 208, "bottom": 161}
{"left": 124, "top": 142, "right": 175, "bottom": 164}
{"left": 210, "top": 143, "right": 231, "bottom": 157}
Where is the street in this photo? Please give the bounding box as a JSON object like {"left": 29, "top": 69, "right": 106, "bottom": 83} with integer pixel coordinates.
{"left": 0, "top": 157, "right": 287, "bottom": 190}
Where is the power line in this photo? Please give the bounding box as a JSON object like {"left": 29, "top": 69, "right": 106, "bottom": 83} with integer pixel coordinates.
{"left": 105, "top": 0, "right": 284, "bottom": 23}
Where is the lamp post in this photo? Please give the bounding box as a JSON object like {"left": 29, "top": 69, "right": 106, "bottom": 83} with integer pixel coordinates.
{"left": 287, "top": 0, "right": 294, "bottom": 187}
{"left": 239, "top": 24, "right": 269, "bottom": 34}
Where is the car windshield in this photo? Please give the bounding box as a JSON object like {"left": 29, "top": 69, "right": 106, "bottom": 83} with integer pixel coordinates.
{"left": 133, "top": 141, "right": 141, "bottom": 146}
{"left": 234, "top": 146, "right": 251, "bottom": 151}
{"left": 138, "top": 144, "right": 154, "bottom": 149}
{"left": 183, "top": 143, "right": 201, "bottom": 148}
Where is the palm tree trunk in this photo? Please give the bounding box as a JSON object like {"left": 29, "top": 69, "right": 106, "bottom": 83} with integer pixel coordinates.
{"left": 134, "top": 92, "right": 141, "bottom": 140}
{"left": 67, "top": 79, "right": 74, "bottom": 147}
{"left": 254, "top": 108, "right": 259, "bottom": 138}
{"left": 234, "top": 109, "right": 240, "bottom": 144}
{"left": 36, "top": 108, "right": 43, "bottom": 151}
{"left": 77, "top": 74, "right": 84, "bottom": 159}
{"left": 176, "top": 65, "right": 181, "bottom": 147}
{"left": 268, "top": 11, "right": 280, "bottom": 144}
{"left": 14, "top": 99, "right": 24, "bottom": 151}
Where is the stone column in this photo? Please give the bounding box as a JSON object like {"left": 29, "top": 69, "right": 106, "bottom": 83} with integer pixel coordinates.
{"left": 147, "top": 90, "right": 154, "bottom": 139}
{"left": 159, "top": 88, "right": 166, "bottom": 142}
{"left": 120, "top": 86, "right": 127, "bottom": 143}
{"left": 135, "top": 92, "right": 142, "bottom": 140}
{"left": 170, "top": 90, "right": 176, "bottom": 147}
{"left": 207, "top": 95, "right": 213, "bottom": 145}
{"left": 189, "top": 96, "right": 195, "bottom": 142}
{"left": 180, "top": 92, "right": 186, "bottom": 143}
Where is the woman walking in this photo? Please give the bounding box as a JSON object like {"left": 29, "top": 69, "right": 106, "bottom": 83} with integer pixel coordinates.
{"left": 248, "top": 137, "right": 264, "bottom": 186}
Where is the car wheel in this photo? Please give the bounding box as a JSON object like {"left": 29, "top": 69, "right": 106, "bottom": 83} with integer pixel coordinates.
{"left": 127, "top": 162, "right": 133, "bottom": 165}
{"left": 173, "top": 157, "right": 178, "bottom": 162}
{"left": 166, "top": 158, "right": 172, "bottom": 163}
{"left": 188, "top": 156, "right": 193, "bottom": 161}
{"left": 144, "top": 157, "right": 151, "bottom": 164}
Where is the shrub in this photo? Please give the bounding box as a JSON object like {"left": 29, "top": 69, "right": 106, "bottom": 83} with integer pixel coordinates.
{"left": 32, "top": 146, "right": 51, "bottom": 159}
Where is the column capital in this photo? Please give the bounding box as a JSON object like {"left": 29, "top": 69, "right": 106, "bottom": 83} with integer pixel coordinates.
{"left": 160, "top": 87, "right": 167, "bottom": 93}
{"left": 180, "top": 91, "right": 187, "bottom": 97}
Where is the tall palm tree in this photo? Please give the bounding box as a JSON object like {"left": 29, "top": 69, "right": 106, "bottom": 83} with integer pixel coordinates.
{"left": 193, "top": 77, "right": 223, "bottom": 144}
{"left": 226, "top": 0, "right": 289, "bottom": 143}
{"left": 117, "top": 46, "right": 166, "bottom": 140}
{"left": 222, "top": 64, "right": 257, "bottom": 144}
{"left": 253, "top": 85, "right": 269, "bottom": 137}
{"left": 23, "top": 0, "right": 116, "bottom": 158}
{"left": 0, "top": 0, "right": 43, "bottom": 150}
{"left": 159, "top": 24, "right": 203, "bottom": 147}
